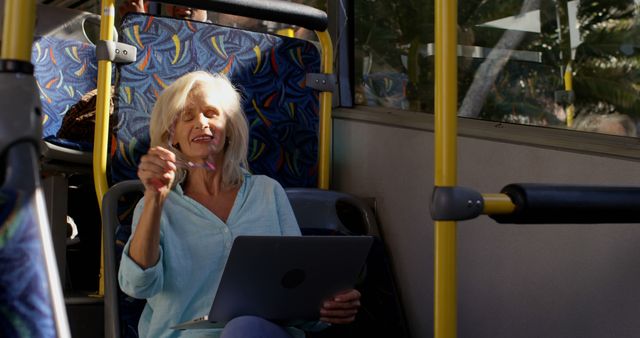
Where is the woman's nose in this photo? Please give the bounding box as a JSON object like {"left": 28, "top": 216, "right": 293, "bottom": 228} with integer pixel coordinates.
{"left": 195, "top": 113, "right": 209, "bottom": 129}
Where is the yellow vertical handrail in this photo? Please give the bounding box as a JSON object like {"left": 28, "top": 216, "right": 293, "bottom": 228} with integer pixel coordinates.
{"left": 434, "top": 0, "right": 458, "bottom": 337}
{"left": 94, "top": 0, "right": 116, "bottom": 296}
{"left": 564, "top": 64, "right": 574, "bottom": 127}
{"left": 1, "top": 0, "right": 36, "bottom": 61}
{"left": 315, "top": 30, "right": 333, "bottom": 190}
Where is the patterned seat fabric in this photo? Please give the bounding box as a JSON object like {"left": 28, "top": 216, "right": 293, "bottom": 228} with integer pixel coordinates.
{"left": 0, "top": 188, "right": 56, "bottom": 337}
{"left": 111, "top": 13, "right": 321, "bottom": 187}
{"left": 32, "top": 36, "right": 99, "bottom": 151}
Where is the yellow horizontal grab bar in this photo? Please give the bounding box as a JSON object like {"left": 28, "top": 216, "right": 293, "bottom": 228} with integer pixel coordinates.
{"left": 482, "top": 193, "right": 516, "bottom": 215}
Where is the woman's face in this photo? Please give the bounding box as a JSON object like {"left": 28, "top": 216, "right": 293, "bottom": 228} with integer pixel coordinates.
{"left": 172, "top": 83, "right": 228, "bottom": 162}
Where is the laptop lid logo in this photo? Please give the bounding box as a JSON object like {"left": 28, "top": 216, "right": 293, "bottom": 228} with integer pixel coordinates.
{"left": 281, "top": 268, "right": 306, "bottom": 289}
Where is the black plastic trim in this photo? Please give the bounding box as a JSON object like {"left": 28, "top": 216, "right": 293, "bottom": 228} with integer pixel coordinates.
{"left": 0, "top": 60, "right": 34, "bottom": 74}
{"left": 491, "top": 183, "right": 640, "bottom": 224}
{"left": 431, "top": 186, "right": 484, "bottom": 221}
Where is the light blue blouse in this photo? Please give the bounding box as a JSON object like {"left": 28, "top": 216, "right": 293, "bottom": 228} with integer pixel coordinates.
{"left": 118, "top": 172, "right": 306, "bottom": 338}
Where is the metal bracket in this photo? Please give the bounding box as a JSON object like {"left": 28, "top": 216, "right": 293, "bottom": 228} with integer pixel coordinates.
{"left": 96, "top": 40, "right": 137, "bottom": 64}
{"left": 306, "top": 73, "right": 335, "bottom": 92}
{"left": 431, "top": 186, "right": 484, "bottom": 221}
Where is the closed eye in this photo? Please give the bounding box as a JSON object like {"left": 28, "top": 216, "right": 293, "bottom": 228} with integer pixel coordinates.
{"left": 203, "top": 108, "right": 219, "bottom": 118}
{"left": 181, "top": 111, "right": 195, "bottom": 122}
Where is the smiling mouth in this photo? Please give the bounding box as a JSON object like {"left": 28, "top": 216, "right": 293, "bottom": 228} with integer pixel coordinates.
{"left": 191, "top": 133, "right": 214, "bottom": 143}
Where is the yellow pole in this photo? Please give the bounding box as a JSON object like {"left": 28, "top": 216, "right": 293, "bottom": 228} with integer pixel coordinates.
{"left": 434, "top": 0, "right": 457, "bottom": 337}
{"left": 94, "top": 0, "right": 116, "bottom": 296}
{"left": 1, "top": 0, "right": 36, "bottom": 61}
{"left": 564, "top": 64, "right": 574, "bottom": 127}
{"left": 482, "top": 193, "right": 516, "bottom": 214}
{"left": 315, "top": 30, "right": 333, "bottom": 190}
{"left": 276, "top": 28, "right": 295, "bottom": 38}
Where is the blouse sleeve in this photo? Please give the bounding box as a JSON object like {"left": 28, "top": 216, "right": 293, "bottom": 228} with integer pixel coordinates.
{"left": 118, "top": 199, "right": 165, "bottom": 299}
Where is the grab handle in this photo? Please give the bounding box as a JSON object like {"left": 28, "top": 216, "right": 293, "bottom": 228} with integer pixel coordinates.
{"left": 490, "top": 183, "right": 640, "bottom": 224}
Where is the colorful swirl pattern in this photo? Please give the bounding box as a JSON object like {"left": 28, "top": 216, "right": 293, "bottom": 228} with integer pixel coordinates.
{"left": 32, "top": 36, "right": 99, "bottom": 150}
{"left": 111, "top": 14, "right": 321, "bottom": 187}
{"left": 0, "top": 189, "right": 56, "bottom": 337}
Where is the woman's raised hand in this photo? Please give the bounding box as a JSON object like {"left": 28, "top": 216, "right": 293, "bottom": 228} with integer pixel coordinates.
{"left": 138, "top": 146, "right": 177, "bottom": 198}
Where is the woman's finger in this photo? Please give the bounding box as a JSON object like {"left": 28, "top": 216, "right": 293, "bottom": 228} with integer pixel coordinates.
{"left": 322, "top": 299, "right": 361, "bottom": 310}
{"left": 319, "top": 315, "right": 356, "bottom": 325}
{"left": 149, "top": 146, "right": 177, "bottom": 162}
{"left": 332, "top": 289, "right": 361, "bottom": 302}
{"left": 320, "top": 308, "right": 358, "bottom": 318}
{"left": 139, "top": 158, "right": 174, "bottom": 175}
{"left": 143, "top": 150, "right": 177, "bottom": 171}
{"left": 141, "top": 147, "right": 176, "bottom": 169}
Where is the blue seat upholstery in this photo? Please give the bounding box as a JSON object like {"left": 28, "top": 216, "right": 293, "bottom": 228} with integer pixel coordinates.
{"left": 32, "top": 36, "right": 99, "bottom": 151}
{"left": 111, "top": 13, "right": 321, "bottom": 187}
{"left": 0, "top": 188, "right": 56, "bottom": 337}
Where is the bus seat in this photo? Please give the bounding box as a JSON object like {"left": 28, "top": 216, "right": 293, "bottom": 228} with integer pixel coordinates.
{"left": 286, "top": 188, "right": 376, "bottom": 236}
{"left": 105, "top": 12, "right": 322, "bottom": 337}
{"left": 1, "top": 63, "right": 70, "bottom": 336}
{"left": 285, "top": 188, "right": 410, "bottom": 338}
{"left": 33, "top": 5, "right": 103, "bottom": 157}
{"left": 0, "top": 186, "right": 58, "bottom": 337}
{"left": 32, "top": 33, "right": 101, "bottom": 288}
{"left": 34, "top": 35, "right": 99, "bottom": 155}
{"left": 103, "top": 183, "right": 411, "bottom": 338}
{"left": 110, "top": 13, "right": 321, "bottom": 188}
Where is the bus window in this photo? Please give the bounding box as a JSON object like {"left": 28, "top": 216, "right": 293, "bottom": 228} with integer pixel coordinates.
{"left": 354, "top": 0, "right": 640, "bottom": 138}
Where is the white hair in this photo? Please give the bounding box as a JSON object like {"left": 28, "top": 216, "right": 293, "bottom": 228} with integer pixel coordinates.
{"left": 149, "top": 71, "right": 249, "bottom": 188}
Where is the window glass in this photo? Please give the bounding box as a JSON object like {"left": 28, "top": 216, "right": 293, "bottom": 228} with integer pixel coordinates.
{"left": 354, "top": 0, "right": 640, "bottom": 137}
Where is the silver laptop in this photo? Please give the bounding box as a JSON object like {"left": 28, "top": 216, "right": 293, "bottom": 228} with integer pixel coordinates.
{"left": 172, "top": 235, "right": 373, "bottom": 330}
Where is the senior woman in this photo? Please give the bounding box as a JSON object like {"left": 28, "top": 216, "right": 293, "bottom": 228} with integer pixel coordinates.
{"left": 118, "top": 71, "right": 361, "bottom": 338}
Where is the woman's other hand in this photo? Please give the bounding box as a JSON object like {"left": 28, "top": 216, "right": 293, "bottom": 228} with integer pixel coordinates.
{"left": 319, "top": 289, "right": 361, "bottom": 324}
{"left": 138, "top": 146, "right": 177, "bottom": 198}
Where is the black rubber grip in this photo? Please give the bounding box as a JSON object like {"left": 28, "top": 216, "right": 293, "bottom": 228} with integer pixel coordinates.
{"left": 160, "top": 0, "right": 328, "bottom": 31}
{"left": 490, "top": 183, "right": 640, "bottom": 224}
